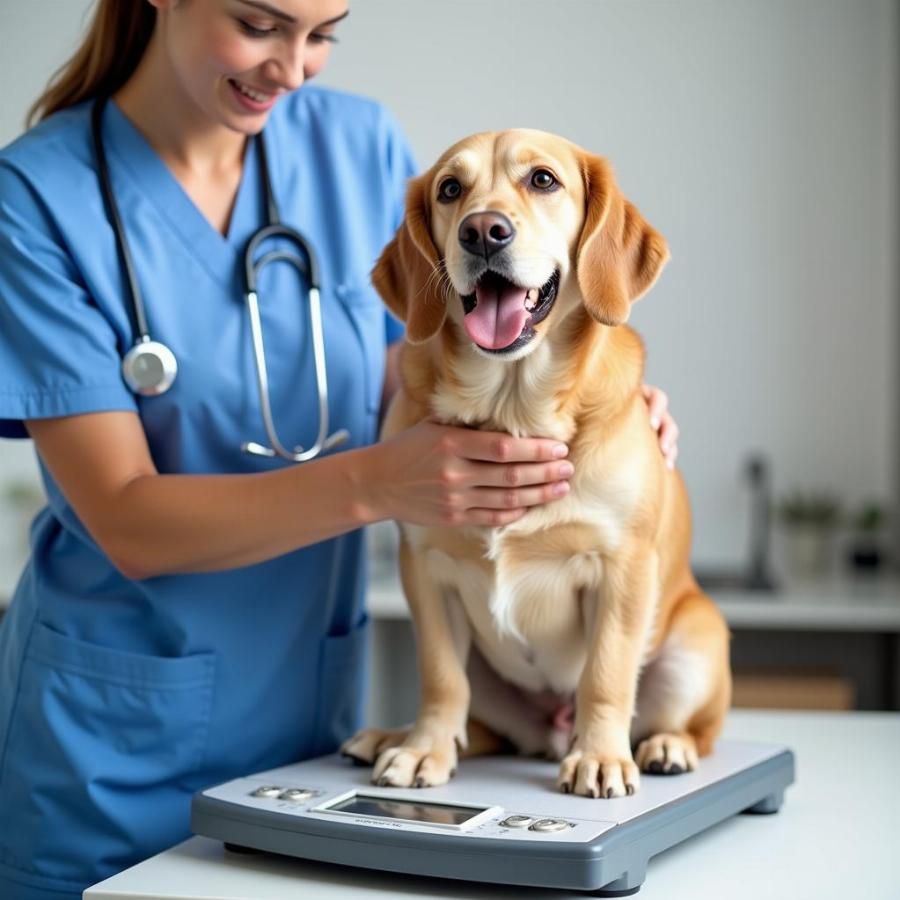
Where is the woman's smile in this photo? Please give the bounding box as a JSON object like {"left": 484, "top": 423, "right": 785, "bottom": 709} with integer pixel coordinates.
{"left": 227, "top": 76, "right": 278, "bottom": 112}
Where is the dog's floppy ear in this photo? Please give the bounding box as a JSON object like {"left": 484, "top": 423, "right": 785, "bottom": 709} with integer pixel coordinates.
{"left": 575, "top": 153, "right": 670, "bottom": 326}
{"left": 372, "top": 173, "right": 447, "bottom": 344}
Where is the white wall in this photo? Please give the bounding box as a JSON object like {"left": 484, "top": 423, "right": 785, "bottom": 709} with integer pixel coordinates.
{"left": 0, "top": 0, "right": 896, "bottom": 577}
{"left": 0, "top": 1, "right": 100, "bottom": 592}
{"left": 319, "top": 0, "right": 898, "bottom": 569}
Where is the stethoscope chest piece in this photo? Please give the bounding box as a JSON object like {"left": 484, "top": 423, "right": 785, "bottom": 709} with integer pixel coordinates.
{"left": 122, "top": 338, "right": 178, "bottom": 396}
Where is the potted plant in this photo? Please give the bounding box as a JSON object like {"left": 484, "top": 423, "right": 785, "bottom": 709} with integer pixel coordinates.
{"left": 776, "top": 490, "right": 842, "bottom": 579}
{"left": 847, "top": 500, "right": 889, "bottom": 573}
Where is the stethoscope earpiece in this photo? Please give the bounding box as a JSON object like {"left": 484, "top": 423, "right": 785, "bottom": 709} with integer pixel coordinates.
{"left": 92, "top": 97, "right": 350, "bottom": 461}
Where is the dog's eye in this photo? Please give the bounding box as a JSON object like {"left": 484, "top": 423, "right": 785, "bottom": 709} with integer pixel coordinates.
{"left": 530, "top": 169, "right": 558, "bottom": 190}
{"left": 437, "top": 177, "right": 462, "bottom": 203}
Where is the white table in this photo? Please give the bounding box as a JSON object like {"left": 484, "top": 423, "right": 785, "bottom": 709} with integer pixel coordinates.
{"left": 85, "top": 709, "right": 900, "bottom": 900}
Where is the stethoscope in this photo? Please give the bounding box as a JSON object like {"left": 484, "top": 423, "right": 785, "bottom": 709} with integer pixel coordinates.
{"left": 90, "top": 98, "right": 349, "bottom": 462}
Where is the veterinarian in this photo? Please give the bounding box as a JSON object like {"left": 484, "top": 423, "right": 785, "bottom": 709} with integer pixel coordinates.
{"left": 0, "top": 2, "right": 680, "bottom": 897}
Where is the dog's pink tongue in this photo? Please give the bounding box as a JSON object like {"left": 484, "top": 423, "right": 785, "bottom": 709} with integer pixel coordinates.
{"left": 464, "top": 281, "right": 529, "bottom": 350}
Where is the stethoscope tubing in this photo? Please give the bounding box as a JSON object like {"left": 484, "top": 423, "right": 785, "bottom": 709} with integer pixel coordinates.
{"left": 90, "top": 97, "right": 348, "bottom": 461}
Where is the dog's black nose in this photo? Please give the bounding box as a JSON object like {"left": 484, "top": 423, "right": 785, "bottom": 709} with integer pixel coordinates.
{"left": 458, "top": 211, "right": 515, "bottom": 258}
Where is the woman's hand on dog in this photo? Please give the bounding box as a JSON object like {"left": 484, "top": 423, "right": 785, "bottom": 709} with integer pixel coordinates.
{"left": 642, "top": 384, "right": 679, "bottom": 470}
{"left": 365, "top": 420, "right": 574, "bottom": 527}
{"left": 363, "top": 388, "right": 676, "bottom": 527}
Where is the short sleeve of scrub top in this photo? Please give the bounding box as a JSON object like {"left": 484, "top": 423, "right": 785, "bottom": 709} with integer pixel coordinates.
{"left": 0, "top": 86, "right": 417, "bottom": 900}
{"left": 0, "top": 165, "right": 140, "bottom": 434}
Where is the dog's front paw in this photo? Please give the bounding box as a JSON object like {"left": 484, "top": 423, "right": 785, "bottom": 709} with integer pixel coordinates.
{"left": 372, "top": 738, "right": 458, "bottom": 788}
{"left": 557, "top": 749, "right": 640, "bottom": 798}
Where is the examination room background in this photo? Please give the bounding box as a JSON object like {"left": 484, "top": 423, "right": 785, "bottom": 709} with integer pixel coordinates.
{"left": 1, "top": 1, "right": 898, "bottom": 715}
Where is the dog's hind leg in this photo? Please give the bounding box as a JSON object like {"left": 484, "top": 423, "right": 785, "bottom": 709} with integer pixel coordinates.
{"left": 460, "top": 717, "right": 510, "bottom": 757}
{"left": 631, "top": 589, "right": 731, "bottom": 774}
{"left": 466, "top": 641, "right": 562, "bottom": 758}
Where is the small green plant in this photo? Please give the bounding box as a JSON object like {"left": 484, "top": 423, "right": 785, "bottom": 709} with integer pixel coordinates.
{"left": 2, "top": 480, "right": 44, "bottom": 509}
{"left": 776, "top": 490, "right": 842, "bottom": 529}
{"left": 852, "top": 500, "right": 887, "bottom": 533}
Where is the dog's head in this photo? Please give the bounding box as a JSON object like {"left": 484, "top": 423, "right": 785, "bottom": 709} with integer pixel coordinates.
{"left": 373, "top": 129, "right": 670, "bottom": 360}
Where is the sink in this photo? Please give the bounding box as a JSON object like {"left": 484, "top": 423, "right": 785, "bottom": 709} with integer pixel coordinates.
{"left": 694, "top": 569, "right": 777, "bottom": 593}
{"left": 693, "top": 452, "right": 779, "bottom": 596}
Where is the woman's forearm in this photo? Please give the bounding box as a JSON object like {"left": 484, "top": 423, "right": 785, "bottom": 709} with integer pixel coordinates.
{"left": 115, "top": 343, "right": 402, "bottom": 578}
{"left": 115, "top": 345, "right": 406, "bottom": 580}
{"left": 27, "top": 411, "right": 388, "bottom": 580}
{"left": 111, "top": 446, "right": 380, "bottom": 579}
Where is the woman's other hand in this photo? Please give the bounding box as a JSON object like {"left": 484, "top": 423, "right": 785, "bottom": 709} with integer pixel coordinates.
{"left": 641, "top": 384, "right": 679, "bottom": 470}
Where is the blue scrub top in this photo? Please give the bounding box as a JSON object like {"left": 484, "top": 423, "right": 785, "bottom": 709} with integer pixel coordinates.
{"left": 0, "top": 86, "right": 415, "bottom": 898}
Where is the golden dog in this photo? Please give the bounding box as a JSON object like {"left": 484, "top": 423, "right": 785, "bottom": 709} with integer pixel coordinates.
{"left": 342, "top": 130, "right": 731, "bottom": 798}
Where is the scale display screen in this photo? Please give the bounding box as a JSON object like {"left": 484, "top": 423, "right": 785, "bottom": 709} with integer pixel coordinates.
{"left": 323, "top": 793, "right": 487, "bottom": 826}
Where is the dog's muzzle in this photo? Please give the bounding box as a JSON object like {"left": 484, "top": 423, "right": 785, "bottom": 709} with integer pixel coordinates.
{"left": 460, "top": 268, "right": 561, "bottom": 354}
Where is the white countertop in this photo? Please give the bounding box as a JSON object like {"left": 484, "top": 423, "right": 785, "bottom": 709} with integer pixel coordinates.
{"left": 85, "top": 709, "right": 900, "bottom": 900}
{"left": 367, "top": 562, "right": 900, "bottom": 632}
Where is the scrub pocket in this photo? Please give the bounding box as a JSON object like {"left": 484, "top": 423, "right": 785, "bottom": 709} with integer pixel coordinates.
{"left": 335, "top": 283, "right": 387, "bottom": 415}
{"left": 311, "top": 612, "right": 371, "bottom": 757}
{"left": 0, "top": 621, "right": 216, "bottom": 889}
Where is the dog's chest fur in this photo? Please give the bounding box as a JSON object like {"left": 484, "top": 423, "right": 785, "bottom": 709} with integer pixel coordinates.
{"left": 430, "top": 340, "right": 574, "bottom": 441}
{"left": 403, "top": 337, "right": 647, "bottom": 696}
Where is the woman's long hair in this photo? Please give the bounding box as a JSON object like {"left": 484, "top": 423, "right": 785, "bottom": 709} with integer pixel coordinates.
{"left": 26, "top": 0, "right": 156, "bottom": 127}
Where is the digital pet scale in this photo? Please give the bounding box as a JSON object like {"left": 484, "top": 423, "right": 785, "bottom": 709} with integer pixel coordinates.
{"left": 191, "top": 740, "right": 794, "bottom": 896}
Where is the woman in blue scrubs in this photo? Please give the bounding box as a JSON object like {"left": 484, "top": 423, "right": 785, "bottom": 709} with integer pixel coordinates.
{"left": 0, "top": 2, "right": 680, "bottom": 897}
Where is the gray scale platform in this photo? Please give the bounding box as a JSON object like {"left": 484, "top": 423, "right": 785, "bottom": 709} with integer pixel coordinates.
{"left": 191, "top": 739, "right": 794, "bottom": 896}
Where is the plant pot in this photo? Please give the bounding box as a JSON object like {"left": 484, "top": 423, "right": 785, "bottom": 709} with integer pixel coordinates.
{"left": 784, "top": 525, "right": 836, "bottom": 579}
{"left": 848, "top": 539, "right": 884, "bottom": 572}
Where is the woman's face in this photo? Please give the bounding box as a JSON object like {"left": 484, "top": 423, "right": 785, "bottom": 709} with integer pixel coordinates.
{"left": 153, "top": 0, "right": 349, "bottom": 132}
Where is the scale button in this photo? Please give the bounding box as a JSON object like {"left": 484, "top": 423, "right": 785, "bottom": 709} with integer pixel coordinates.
{"left": 499, "top": 815, "right": 534, "bottom": 828}
{"left": 530, "top": 818, "right": 573, "bottom": 833}
{"left": 279, "top": 788, "right": 315, "bottom": 802}
{"left": 250, "top": 785, "right": 283, "bottom": 798}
